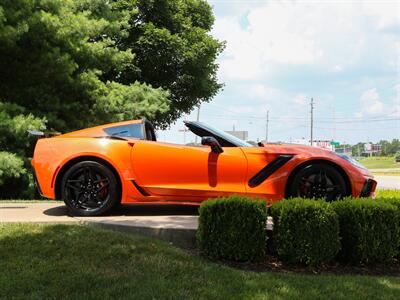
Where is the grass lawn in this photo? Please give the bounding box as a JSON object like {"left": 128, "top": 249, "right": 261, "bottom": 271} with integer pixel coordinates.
{"left": 376, "top": 189, "right": 400, "bottom": 198}
{"left": 0, "top": 224, "right": 399, "bottom": 300}
{"left": 359, "top": 156, "right": 400, "bottom": 170}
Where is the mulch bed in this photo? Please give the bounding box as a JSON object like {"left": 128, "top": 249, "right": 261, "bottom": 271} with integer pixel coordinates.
{"left": 222, "top": 255, "right": 400, "bottom": 276}
{"left": 187, "top": 249, "right": 400, "bottom": 276}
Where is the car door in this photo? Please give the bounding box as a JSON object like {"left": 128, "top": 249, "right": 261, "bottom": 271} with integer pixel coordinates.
{"left": 131, "top": 140, "right": 247, "bottom": 200}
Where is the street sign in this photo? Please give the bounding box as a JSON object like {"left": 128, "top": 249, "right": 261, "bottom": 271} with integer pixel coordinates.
{"left": 330, "top": 141, "right": 340, "bottom": 146}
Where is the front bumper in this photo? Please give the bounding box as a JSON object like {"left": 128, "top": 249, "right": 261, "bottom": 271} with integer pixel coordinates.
{"left": 360, "top": 178, "right": 377, "bottom": 197}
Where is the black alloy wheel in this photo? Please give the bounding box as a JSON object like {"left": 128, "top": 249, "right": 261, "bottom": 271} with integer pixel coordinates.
{"left": 61, "top": 161, "right": 120, "bottom": 216}
{"left": 287, "top": 163, "right": 347, "bottom": 201}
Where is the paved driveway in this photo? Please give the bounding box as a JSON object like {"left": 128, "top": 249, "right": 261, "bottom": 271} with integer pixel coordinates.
{"left": 0, "top": 203, "right": 199, "bottom": 229}
{"left": 1, "top": 203, "right": 200, "bottom": 247}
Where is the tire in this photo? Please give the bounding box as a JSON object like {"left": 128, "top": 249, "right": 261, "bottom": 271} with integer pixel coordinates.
{"left": 287, "top": 163, "right": 347, "bottom": 201}
{"left": 61, "top": 161, "right": 120, "bottom": 216}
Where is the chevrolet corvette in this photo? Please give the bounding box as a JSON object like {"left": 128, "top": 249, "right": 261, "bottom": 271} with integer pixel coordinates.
{"left": 31, "top": 119, "right": 376, "bottom": 216}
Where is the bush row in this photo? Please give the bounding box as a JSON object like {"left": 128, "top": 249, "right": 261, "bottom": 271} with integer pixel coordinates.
{"left": 197, "top": 195, "right": 267, "bottom": 261}
{"left": 269, "top": 199, "right": 340, "bottom": 265}
{"left": 197, "top": 196, "right": 400, "bottom": 265}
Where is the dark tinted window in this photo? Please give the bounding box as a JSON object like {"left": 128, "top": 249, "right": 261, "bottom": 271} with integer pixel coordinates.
{"left": 104, "top": 124, "right": 143, "bottom": 139}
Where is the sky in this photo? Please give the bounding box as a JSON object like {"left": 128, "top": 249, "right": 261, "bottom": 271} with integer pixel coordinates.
{"left": 159, "top": 0, "right": 400, "bottom": 145}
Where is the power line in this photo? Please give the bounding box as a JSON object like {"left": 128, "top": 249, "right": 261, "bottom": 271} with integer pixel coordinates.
{"left": 266, "top": 110, "right": 269, "bottom": 142}
{"left": 310, "top": 98, "right": 314, "bottom": 146}
{"left": 201, "top": 106, "right": 399, "bottom": 122}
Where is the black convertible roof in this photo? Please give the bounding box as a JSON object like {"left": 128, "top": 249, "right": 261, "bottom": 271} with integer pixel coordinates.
{"left": 184, "top": 121, "right": 250, "bottom": 147}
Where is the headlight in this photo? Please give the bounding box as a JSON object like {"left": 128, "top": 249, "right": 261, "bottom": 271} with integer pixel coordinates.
{"left": 334, "top": 153, "right": 367, "bottom": 170}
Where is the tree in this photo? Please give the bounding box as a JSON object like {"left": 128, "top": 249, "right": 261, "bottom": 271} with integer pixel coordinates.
{"left": 0, "top": 0, "right": 223, "bottom": 198}
{"left": 114, "top": 0, "right": 225, "bottom": 127}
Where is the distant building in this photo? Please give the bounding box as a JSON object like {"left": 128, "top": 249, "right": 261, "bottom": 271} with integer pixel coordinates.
{"left": 225, "top": 130, "right": 248, "bottom": 141}
{"left": 335, "top": 147, "right": 352, "bottom": 155}
{"left": 363, "top": 143, "right": 381, "bottom": 156}
{"left": 293, "top": 138, "right": 335, "bottom": 151}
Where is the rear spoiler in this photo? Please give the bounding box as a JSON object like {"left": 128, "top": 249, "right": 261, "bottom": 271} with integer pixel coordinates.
{"left": 27, "top": 130, "right": 61, "bottom": 138}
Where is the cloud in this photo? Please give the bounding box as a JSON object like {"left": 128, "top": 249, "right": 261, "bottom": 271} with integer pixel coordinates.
{"left": 358, "top": 88, "right": 384, "bottom": 115}
{"left": 388, "top": 83, "right": 400, "bottom": 117}
{"left": 293, "top": 94, "right": 308, "bottom": 107}
{"left": 212, "top": 0, "right": 400, "bottom": 81}
{"left": 362, "top": 1, "right": 400, "bottom": 31}
{"left": 247, "top": 84, "right": 281, "bottom": 101}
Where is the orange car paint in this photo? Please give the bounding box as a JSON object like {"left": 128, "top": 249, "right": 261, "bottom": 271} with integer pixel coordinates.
{"left": 32, "top": 120, "right": 376, "bottom": 204}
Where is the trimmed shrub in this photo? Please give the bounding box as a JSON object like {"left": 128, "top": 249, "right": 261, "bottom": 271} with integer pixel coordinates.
{"left": 377, "top": 197, "right": 400, "bottom": 209}
{"left": 376, "top": 197, "right": 400, "bottom": 257}
{"left": 197, "top": 195, "right": 267, "bottom": 262}
{"left": 269, "top": 198, "right": 340, "bottom": 265}
{"left": 333, "top": 199, "right": 400, "bottom": 263}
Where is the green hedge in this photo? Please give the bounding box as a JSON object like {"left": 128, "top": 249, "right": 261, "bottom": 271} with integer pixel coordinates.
{"left": 197, "top": 195, "right": 267, "bottom": 262}
{"left": 333, "top": 199, "right": 400, "bottom": 263}
{"left": 269, "top": 198, "right": 340, "bottom": 265}
{"left": 376, "top": 197, "right": 400, "bottom": 258}
{"left": 378, "top": 197, "right": 400, "bottom": 209}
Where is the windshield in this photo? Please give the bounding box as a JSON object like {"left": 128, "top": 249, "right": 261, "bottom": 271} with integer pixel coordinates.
{"left": 185, "top": 121, "right": 252, "bottom": 147}
{"left": 335, "top": 153, "right": 368, "bottom": 170}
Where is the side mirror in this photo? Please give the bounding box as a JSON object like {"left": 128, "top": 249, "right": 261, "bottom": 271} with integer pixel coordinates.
{"left": 201, "top": 136, "right": 223, "bottom": 154}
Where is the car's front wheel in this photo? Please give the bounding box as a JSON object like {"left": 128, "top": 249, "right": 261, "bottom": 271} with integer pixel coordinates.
{"left": 287, "top": 163, "right": 348, "bottom": 201}
{"left": 61, "top": 161, "right": 120, "bottom": 216}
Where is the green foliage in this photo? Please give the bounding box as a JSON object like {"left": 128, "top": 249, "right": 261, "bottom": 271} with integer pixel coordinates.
{"left": 395, "top": 151, "right": 400, "bottom": 161}
{"left": 116, "top": 0, "right": 225, "bottom": 126}
{"left": 0, "top": 102, "right": 46, "bottom": 157}
{"left": 376, "top": 197, "right": 400, "bottom": 257}
{"left": 332, "top": 199, "right": 400, "bottom": 263}
{"left": 0, "top": 0, "right": 171, "bottom": 132}
{"left": 0, "top": 0, "right": 222, "bottom": 198}
{"left": 377, "top": 197, "right": 400, "bottom": 209}
{"left": 197, "top": 195, "right": 267, "bottom": 262}
{"left": 352, "top": 139, "right": 400, "bottom": 157}
{"left": 269, "top": 199, "right": 340, "bottom": 266}
{"left": 0, "top": 152, "right": 25, "bottom": 185}
{"left": 378, "top": 139, "right": 400, "bottom": 156}
{"left": 0, "top": 150, "right": 37, "bottom": 199}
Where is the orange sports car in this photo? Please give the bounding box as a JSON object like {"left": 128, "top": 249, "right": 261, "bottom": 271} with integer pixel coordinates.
{"left": 31, "top": 119, "right": 376, "bottom": 216}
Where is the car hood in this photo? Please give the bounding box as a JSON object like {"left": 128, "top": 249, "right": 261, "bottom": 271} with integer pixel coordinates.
{"left": 255, "top": 142, "right": 373, "bottom": 178}
{"left": 257, "top": 142, "right": 334, "bottom": 156}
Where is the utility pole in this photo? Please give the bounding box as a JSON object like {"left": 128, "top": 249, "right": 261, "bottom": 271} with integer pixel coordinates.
{"left": 332, "top": 106, "right": 336, "bottom": 141}
{"left": 194, "top": 105, "right": 200, "bottom": 144}
{"left": 266, "top": 110, "right": 269, "bottom": 142}
{"left": 310, "top": 98, "right": 314, "bottom": 146}
{"left": 179, "top": 116, "right": 189, "bottom": 144}
{"left": 178, "top": 127, "right": 189, "bottom": 144}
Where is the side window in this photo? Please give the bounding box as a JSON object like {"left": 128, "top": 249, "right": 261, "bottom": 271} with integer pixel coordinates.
{"left": 104, "top": 124, "right": 143, "bottom": 139}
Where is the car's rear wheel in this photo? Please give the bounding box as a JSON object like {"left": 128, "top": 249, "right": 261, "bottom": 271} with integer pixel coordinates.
{"left": 287, "top": 163, "right": 347, "bottom": 201}
{"left": 61, "top": 161, "right": 120, "bottom": 216}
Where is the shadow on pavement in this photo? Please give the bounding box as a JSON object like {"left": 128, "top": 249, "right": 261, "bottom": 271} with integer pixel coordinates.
{"left": 44, "top": 204, "right": 199, "bottom": 217}
{"left": 43, "top": 205, "right": 72, "bottom": 216}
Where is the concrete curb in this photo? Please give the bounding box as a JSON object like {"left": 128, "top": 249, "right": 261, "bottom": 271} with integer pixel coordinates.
{"left": 1, "top": 203, "right": 273, "bottom": 249}
{"left": 84, "top": 220, "right": 197, "bottom": 248}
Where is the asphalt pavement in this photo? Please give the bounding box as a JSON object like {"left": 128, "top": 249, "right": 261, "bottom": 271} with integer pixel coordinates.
{"left": 375, "top": 175, "right": 400, "bottom": 190}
